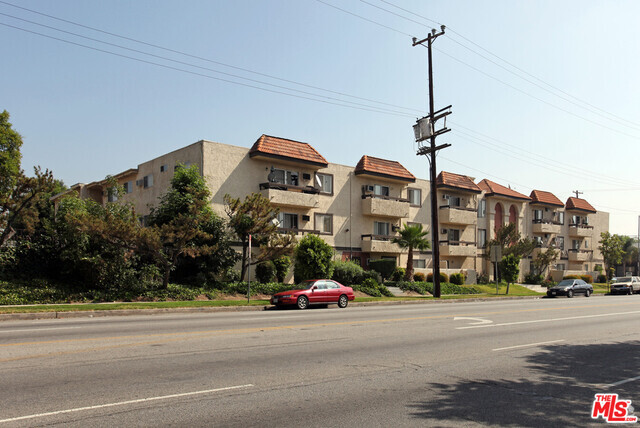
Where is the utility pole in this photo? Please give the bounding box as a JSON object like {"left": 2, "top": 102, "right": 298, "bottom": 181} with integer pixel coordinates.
{"left": 412, "top": 25, "right": 451, "bottom": 299}
{"left": 573, "top": 190, "right": 583, "bottom": 198}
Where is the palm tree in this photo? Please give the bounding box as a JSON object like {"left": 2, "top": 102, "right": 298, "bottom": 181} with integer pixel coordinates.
{"left": 621, "top": 237, "right": 638, "bottom": 275}
{"left": 392, "top": 224, "right": 431, "bottom": 282}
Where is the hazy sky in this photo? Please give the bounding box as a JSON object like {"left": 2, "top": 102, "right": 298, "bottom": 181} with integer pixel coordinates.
{"left": 2, "top": 0, "right": 639, "bottom": 235}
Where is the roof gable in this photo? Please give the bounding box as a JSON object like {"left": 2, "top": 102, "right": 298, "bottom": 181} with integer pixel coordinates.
{"left": 566, "top": 197, "right": 596, "bottom": 213}
{"left": 477, "top": 179, "right": 531, "bottom": 201}
{"left": 437, "top": 171, "right": 481, "bottom": 193}
{"left": 529, "top": 190, "right": 564, "bottom": 207}
{"left": 249, "top": 135, "right": 328, "bottom": 167}
{"left": 354, "top": 155, "right": 416, "bottom": 183}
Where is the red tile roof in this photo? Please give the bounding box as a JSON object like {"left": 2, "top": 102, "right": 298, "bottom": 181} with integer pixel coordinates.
{"left": 436, "top": 171, "right": 481, "bottom": 193}
{"left": 529, "top": 190, "right": 564, "bottom": 207}
{"left": 354, "top": 155, "right": 416, "bottom": 182}
{"left": 249, "top": 135, "right": 328, "bottom": 167}
{"left": 565, "top": 197, "right": 596, "bottom": 213}
{"left": 477, "top": 179, "right": 531, "bottom": 201}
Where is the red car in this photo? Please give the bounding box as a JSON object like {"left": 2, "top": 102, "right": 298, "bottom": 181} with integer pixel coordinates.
{"left": 270, "top": 279, "right": 355, "bottom": 309}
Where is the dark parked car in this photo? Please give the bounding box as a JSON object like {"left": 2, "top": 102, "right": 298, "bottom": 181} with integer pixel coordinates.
{"left": 610, "top": 276, "right": 640, "bottom": 295}
{"left": 547, "top": 279, "right": 593, "bottom": 298}
{"left": 270, "top": 279, "right": 355, "bottom": 309}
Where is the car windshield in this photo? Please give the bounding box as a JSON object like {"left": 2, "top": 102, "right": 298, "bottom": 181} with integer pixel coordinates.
{"left": 616, "top": 277, "right": 632, "bottom": 283}
{"left": 294, "top": 280, "right": 317, "bottom": 290}
{"left": 556, "top": 280, "right": 574, "bottom": 286}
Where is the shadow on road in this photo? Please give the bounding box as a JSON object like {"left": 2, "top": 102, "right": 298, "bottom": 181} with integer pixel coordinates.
{"left": 407, "top": 341, "right": 640, "bottom": 427}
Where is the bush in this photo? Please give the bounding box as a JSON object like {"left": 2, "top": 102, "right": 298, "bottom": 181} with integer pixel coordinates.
{"left": 563, "top": 275, "right": 581, "bottom": 280}
{"left": 397, "top": 281, "right": 482, "bottom": 295}
{"left": 450, "top": 273, "right": 465, "bottom": 285}
{"left": 294, "top": 235, "right": 334, "bottom": 282}
{"left": 391, "top": 267, "right": 405, "bottom": 282}
{"left": 596, "top": 274, "right": 607, "bottom": 283}
{"left": 477, "top": 273, "right": 490, "bottom": 284}
{"left": 524, "top": 273, "right": 543, "bottom": 285}
{"left": 256, "top": 261, "right": 276, "bottom": 283}
{"left": 581, "top": 274, "right": 593, "bottom": 283}
{"left": 413, "top": 272, "right": 426, "bottom": 282}
{"left": 353, "top": 277, "right": 393, "bottom": 297}
{"left": 273, "top": 256, "right": 291, "bottom": 283}
{"left": 332, "top": 260, "right": 365, "bottom": 286}
{"left": 368, "top": 259, "right": 396, "bottom": 280}
{"left": 427, "top": 272, "right": 449, "bottom": 283}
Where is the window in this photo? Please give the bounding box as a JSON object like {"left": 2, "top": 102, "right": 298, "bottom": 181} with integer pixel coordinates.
{"left": 447, "top": 229, "right": 460, "bottom": 243}
{"left": 478, "top": 199, "right": 486, "bottom": 218}
{"left": 555, "top": 236, "right": 565, "bottom": 250}
{"left": 478, "top": 229, "right": 487, "bottom": 248}
{"left": 277, "top": 212, "right": 298, "bottom": 229}
{"left": 160, "top": 164, "right": 168, "bottom": 172}
{"left": 123, "top": 181, "right": 133, "bottom": 194}
{"left": 449, "top": 196, "right": 461, "bottom": 207}
{"left": 174, "top": 162, "right": 191, "bottom": 171}
{"left": 556, "top": 263, "right": 565, "bottom": 271}
{"left": 315, "top": 173, "right": 333, "bottom": 194}
{"left": 533, "top": 209, "right": 543, "bottom": 222}
{"left": 373, "top": 221, "right": 390, "bottom": 236}
{"left": 143, "top": 174, "right": 153, "bottom": 188}
{"left": 555, "top": 211, "right": 565, "bottom": 225}
{"left": 272, "top": 168, "right": 299, "bottom": 186}
{"left": 107, "top": 189, "right": 118, "bottom": 203}
{"left": 584, "top": 264, "right": 589, "bottom": 271}
{"left": 534, "top": 236, "right": 544, "bottom": 246}
{"left": 414, "top": 259, "right": 426, "bottom": 269}
{"left": 373, "top": 184, "right": 389, "bottom": 197}
{"left": 408, "top": 188, "right": 422, "bottom": 206}
{"left": 572, "top": 239, "right": 581, "bottom": 250}
{"left": 315, "top": 213, "right": 333, "bottom": 234}
{"left": 585, "top": 239, "right": 589, "bottom": 248}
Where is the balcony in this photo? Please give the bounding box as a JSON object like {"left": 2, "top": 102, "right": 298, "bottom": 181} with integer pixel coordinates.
{"left": 361, "top": 234, "right": 400, "bottom": 253}
{"left": 568, "top": 249, "right": 592, "bottom": 262}
{"left": 569, "top": 224, "right": 593, "bottom": 238}
{"left": 259, "top": 182, "right": 319, "bottom": 209}
{"left": 439, "top": 240, "right": 477, "bottom": 257}
{"left": 532, "top": 220, "right": 562, "bottom": 235}
{"left": 277, "top": 227, "right": 321, "bottom": 235}
{"left": 361, "top": 194, "right": 409, "bottom": 218}
{"left": 439, "top": 206, "right": 476, "bottom": 225}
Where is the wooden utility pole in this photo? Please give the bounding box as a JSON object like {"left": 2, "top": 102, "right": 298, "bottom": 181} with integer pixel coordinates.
{"left": 573, "top": 190, "right": 583, "bottom": 198}
{"left": 412, "top": 26, "right": 451, "bottom": 298}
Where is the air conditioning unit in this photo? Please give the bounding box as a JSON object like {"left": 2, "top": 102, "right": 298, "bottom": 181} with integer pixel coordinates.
{"left": 441, "top": 228, "right": 448, "bottom": 234}
{"left": 362, "top": 185, "right": 374, "bottom": 193}
{"left": 442, "top": 194, "right": 449, "bottom": 199}
{"left": 302, "top": 173, "right": 311, "bottom": 180}
{"left": 302, "top": 215, "right": 310, "bottom": 221}
{"left": 392, "top": 225, "right": 400, "bottom": 232}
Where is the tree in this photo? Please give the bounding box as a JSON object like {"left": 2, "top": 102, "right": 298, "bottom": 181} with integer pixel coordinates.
{"left": 146, "top": 165, "right": 236, "bottom": 288}
{"left": 392, "top": 223, "right": 431, "bottom": 282}
{"left": 532, "top": 246, "right": 559, "bottom": 278}
{"left": 293, "top": 234, "right": 334, "bottom": 282}
{"left": 598, "top": 232, "right": 625, "bottom": 279}
{"left": 499, "top": 253, "right": 520, "bottom": 294}
{"left": 0, "top": 111, "right": 56, "bottom": 246}
{"left": 224, "top": 193, "right": 294, "bottom": 281}
{"left": 621, "top": 236, "right": 638, "bottom": 275}
{"left": 485, "top": 223, "right": 536, "bottom": 259}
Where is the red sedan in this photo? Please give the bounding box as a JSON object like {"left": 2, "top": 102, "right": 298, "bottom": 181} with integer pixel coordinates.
{"left": 270, "top": 279, "right": 355, "bottom": 309}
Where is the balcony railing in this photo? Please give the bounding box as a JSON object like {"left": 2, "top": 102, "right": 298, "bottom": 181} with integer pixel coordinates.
{"left": 361, "top": 234, "right": 400, "bottom": 253}
{"left": 568, "top": 249, "right": 592, "bottom": 262}
{"left": 361, "top": 194, "right": 409, "bottom": 218}
{"left": 259, "top": 182, "right": 320, "bottom": 194}
{"left": 532, "top": 219, "right": 562, "bottom": 235}
{"left": 439, "top": 205, "right": 476, "bottom": 225}
{"left": 569, "top": 224, "right": 593, "bottom": 237}
{"left": 259, "top": 182, "right": 320, "bottom": 209}
{"left": 361, "top": 194, "right": 409, "bottom": 203}
{"left": 438, "top": 240, "right": 476, "bottom": 257}
{"left": 277, "top": 227, "right": 321, "bottom": 235}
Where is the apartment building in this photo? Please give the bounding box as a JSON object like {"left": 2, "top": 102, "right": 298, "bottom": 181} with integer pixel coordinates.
{"left": 57, "top": 134, "right": 608, "bottom": 282}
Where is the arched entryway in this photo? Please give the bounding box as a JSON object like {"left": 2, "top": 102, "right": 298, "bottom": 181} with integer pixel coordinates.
{"left": 494, "top": 203, "right": 504, "bottom": 238}
{"left": 509, "top": 205, "right": 518, "bottom": 231}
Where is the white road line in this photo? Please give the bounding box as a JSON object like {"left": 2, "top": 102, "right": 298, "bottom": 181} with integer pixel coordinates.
{"left": 0, "top": 327, "right": 81, "bottom": 333}
{"left": 605, "top": 375, "right": 640, "bottom": 388}
{"left": 492, "top": 339, "right": 565, "bottom": 351}
{"left": 0, "top": 384, "right": 254, "bottom": 424}
{"left": 456, "top": 310, "right": 640, "bottom": 329}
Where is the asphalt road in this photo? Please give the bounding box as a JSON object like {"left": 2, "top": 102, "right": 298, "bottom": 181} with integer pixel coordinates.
{"left": 1, "top": 295, "right": 640, "bottom": 427}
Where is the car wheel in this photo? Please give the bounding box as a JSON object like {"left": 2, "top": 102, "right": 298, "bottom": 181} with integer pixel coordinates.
{"left": 338, "top": 294, "right": 348, "bottom": 308}
{"left": 567, "top": 290, "right": 574, "bottom": 298}
{"left": 585, "top": 289, "right": 591, "bottom": 297}
{"left": 297, "top": 295, "right": 309, "bottom": 310}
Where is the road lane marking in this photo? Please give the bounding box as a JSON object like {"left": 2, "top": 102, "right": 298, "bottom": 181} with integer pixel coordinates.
{"left": 604, "top": 375, "right": 640, "bottom": 388}
{"left": 0, "top": 384, "right": 254, "bottom": 424}
{"left": 492, "top": 339, "right": 565, "bottom": 351}
{"left": 456, "top": 310, "right": 640, "bottom": 329}
{"left": 0, "top": 327, "right": 81, "bottom": 333}
{"left": 453, "top": 317, "right": 493, "bottom": 325}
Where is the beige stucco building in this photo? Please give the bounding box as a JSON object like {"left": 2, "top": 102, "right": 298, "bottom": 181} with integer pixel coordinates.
{"left": 56, "top": 135, "right": 609, "bottom": 283}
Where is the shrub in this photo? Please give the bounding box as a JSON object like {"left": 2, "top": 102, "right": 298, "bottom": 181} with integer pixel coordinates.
{"left": 256, "top": 261, "right": 276, "bottom": 284}
{"left": 427, "top": 272, "right": 449, "bottom": 283}
{"left": 273, "top": 256, "right": 291, "bottom": 283}
{"left": 332, "top": 260, "right": 365, "bottom": 286}
{"left": 368, "top": 259, "right": 396, "bottom": 280}
{"left": 596, "top": 274, "right": 607, "bottom": 283}
{"left": 413, "top": 272, "right": 426, "bottom": 282}
{"left": 524, "top": 273, "right": 543, "bottom": 285}
{"left": 353, "top": 277, "right": 393, "bottom": 297}
{"left": 294, "top": 235, "right": 334, "bottom": 282}
{"left": 580, "top": 274, "right": 593, "bottom": 283}
{"left": 357, "top": 270, "right": 380, "bottom": 284}
{"left": 477, "top": 273, "right": 490, "bottom": 284}
{"left": 563, "top": 275, "right": 581, "bottom": 280}
{"left": 392, "top": 267, "right": 405, "bottom": 282}
{"left": 450, "top": 273, "right": 465, "bottom": 285}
